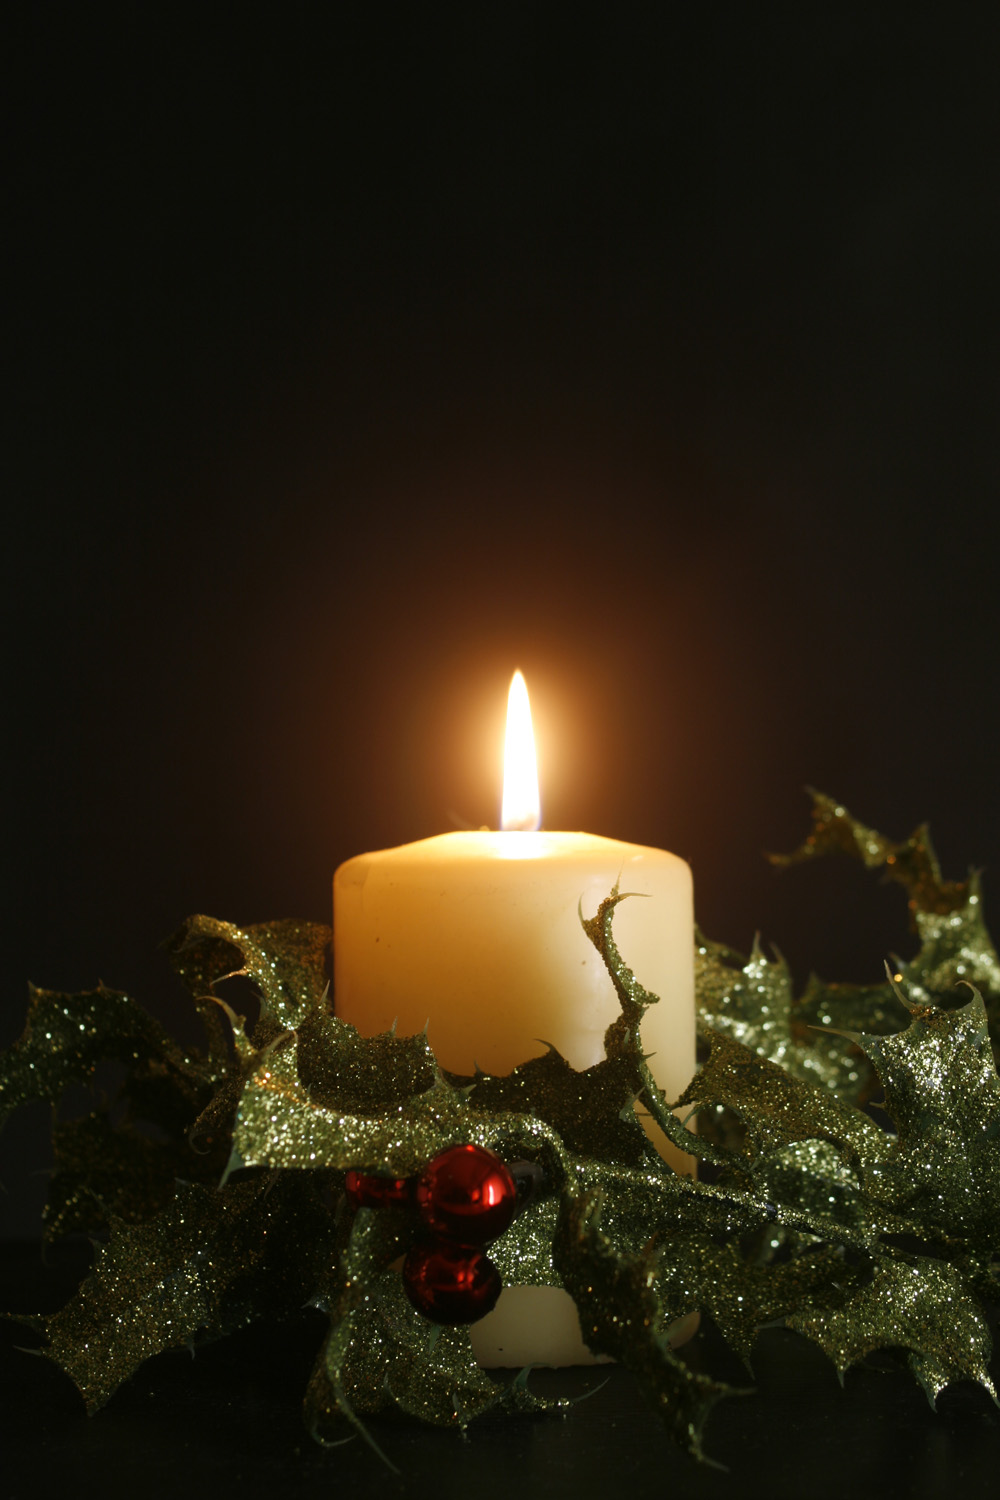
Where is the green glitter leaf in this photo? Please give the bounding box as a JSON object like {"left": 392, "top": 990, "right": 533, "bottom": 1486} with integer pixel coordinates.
{"left": 0, "top": 983, "right": 228, "bottom": 1240}
{"left": 460, "top": 1046, "right": 655, "bottom": 1168}
{"left": 26, "top": 1174, "right": 336, "bottom": 1411}
{"left": 857, "top": 986, "right": 1000, "bottom": 1253}
{"left": 167, "top": 916, "right": 332, "bottom": 1041}
{"left": 788, "top": 1254, "right": 997, "bottom": 1404}
{"left": 232, "top": 1028, "right": 566, "bottom": 1183}
{"left": 677, "top": 1029, "right": 887, "bottom": 1187}
{"left": 771, "top": 789, "right": 966, "bottom": 912}
{"left": 653, "top": 1234, "right": 856, "bottom": 1365}
{"left": 695, "top": 933, "right": 898, "bottom": 1104}
{"left": 581, "top": 888, "right": 709, "bottom": 1168}
{"left": 553, "top": 1188, "right": 740, "bottom": 1463}
{"left": 44, "top": 1109, "right": 190, "bottom": 1240}
{"left": 306, "top": 1207, "right": 563, "bottom": 1465}
{"left": 901, "top": 876, "right": 1000, "bottom": 1020}
{"left": 0, "top": 983, "right": 214, "bottom": 1130}
{"left": 771, "top": 790, "right": 1000, "bottom": 1057}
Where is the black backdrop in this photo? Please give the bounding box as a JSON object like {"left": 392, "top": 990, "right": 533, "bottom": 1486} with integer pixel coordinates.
{"left": 4, "top": 7, "right": 999, "bottom": 1244}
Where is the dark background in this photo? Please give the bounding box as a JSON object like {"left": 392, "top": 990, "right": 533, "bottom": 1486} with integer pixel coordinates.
{"left": 3, "top": 7, "right": 998, "bottom": 1214}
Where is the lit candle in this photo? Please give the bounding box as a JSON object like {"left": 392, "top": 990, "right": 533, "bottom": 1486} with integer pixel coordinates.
{"left": 333, "top": 671, "right": 695, "bottom": 1366}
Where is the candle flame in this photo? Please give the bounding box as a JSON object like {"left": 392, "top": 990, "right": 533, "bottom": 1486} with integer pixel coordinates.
{"left": 501, "top": 670, "right": 541, "bottom": 831}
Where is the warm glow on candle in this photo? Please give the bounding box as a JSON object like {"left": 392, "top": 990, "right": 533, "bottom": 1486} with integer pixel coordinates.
{"left": 501, "top": 670, "right": 541, "bottom": 831}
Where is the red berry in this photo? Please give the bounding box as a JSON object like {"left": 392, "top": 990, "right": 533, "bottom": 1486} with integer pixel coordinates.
{"left": 403, "top": 1238, "right": 502, "bottom": 1324}
{"left": 344, "top": 1170, "right": 412, "bottom": 1210}
{"left": 415, "top": 1144, "right": 517, "bottom": 1246}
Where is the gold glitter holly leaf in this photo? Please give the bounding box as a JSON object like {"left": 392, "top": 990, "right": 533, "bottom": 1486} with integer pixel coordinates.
{"left": 487, "top": 1192, "right": 561, "bottom": 1286}
{"left": 43, "top": 1107, "right": 196, "bottom": 1241}
{"left": 577, "top": 889, "right": 859, "bottom": 1199}
{"left": 307, "top": 1198, "right": 566, "bottom": 1468}
{"left": 677, "top": 1028, "right": 887, "bottom": 1186}
{"left": 774, "top": 790, "right": 965, "bottom": 907}
{"left": 306, "top": 1203, "right": 415, "bottom": 1447}
{"left": 695, "top": 932, "right": 794, "bottom": 1063}
{"left": 232, "top": 1022, "right": 567, "bottom": 1183}
{"left": 577, "top": 1156, "right": 774, "bottom": 1245}
{"left": 854, "top": 984, "right": 1000, "bottom": 1256}
{"left": 295, "top": 1012, "right": 438, "bottom": 1112}
{"left": 0, "top": 983, "right": 227, "bottom": 1240}
{"left": 898, "top": 872, "right": 1000, "bottom": 1020}
{"left": 787, "top": 1253, "right": 997, "bottom": 1406}
{"left": 694, "top": 932, "right": 900, "bottom": 1106}
{"left": 672, "top": 1028, "right": 918, "bottom": 1261}
{"left": 579, "top": 888, "right": 730, "bottom": 1169}
{"left": 22, "top": 1172, "right": 336, "bottom": 1412}
{"left": 680, "top": 984, "right": 1000, "bottom": 1399}
{"left": 164, "top": 917, "right": 338, "bottom": 1167}
{"left": 0, "top": 983, "right": 213, "bottom": 1132}
{"left": 457, "top": 1046, "right": 656, "bottom": 1167}
{"left": 167, "top": 916, "right": 332, "bottom": 1045}
{"left": 775, "top": 791, "right": 1000, "bottom": 1055}
{"left": 175, "top": 920, "right": 439, "bottom": 1179}
{"left": 372, "top": 1276, "right": 563, "bottom": 1426}
{"left": 553, "top": 1187, "right": 740, "bottom": 1464}
{"left": 789, "top": 974, "right": 909, "bottom": 1101}
{"left": 653, "top": 1232, "right": 861, "bottom": 1367}
{"left": 581, "top": 1139, "right": 893, "bottom": 1337}
{"left": 489, "top": 1156, "right": 779, "bottom": 1298}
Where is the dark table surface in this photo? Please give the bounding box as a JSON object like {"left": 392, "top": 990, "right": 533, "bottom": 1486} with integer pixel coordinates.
{"left": 3, "top": 1242, "right": 998, "bottom": 1500}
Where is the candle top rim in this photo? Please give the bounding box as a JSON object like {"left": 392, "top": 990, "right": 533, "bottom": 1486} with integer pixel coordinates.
{"left": 335, "top": 829, "right": 690, "bottom": 870}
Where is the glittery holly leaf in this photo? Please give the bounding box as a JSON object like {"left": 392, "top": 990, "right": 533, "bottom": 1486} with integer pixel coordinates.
{"left": 232, "top": 1026, "right": 564, "bottom": 1182}
{"left": 43, "top": 1108, "right": 191, "bottom": 1240}
{"left": 654, "top": 1234, "right": 857, "bottom": 1366}
{"left": 771, "top": 789, "right": 966, "bottom": 910}
{"left": 297, "top": 1013, "right": 438, "bottom": 1111}
{"left": 773, "top": 791, "right": 1000, "bottom": 1055}
{"left": 459, "top": 1046, "right": 656, "bottom": 1167}
{"left": 790, "top": 973, "right": 909, "bottom": 1097}
{"left": 306, "top": 1204, "right": 416, "bottom": 1444}
{"left": 24, "top": 1174, "right": 336, "bottom": 1411}
{"left": 0, "top": 983, "right": 227, "bottom": 1240}
{"left": 695, "top": 934, "right": 902, "bottom": 1105}
{"left": 583, "top": 891, "right": 868, "bottom": 1245}
{"left": 553, "top": 1188, "right": 739, "bottom": 1463}
{"left": 580, "top": 888, "right": 719, "bottom": 1167}
{"left": 374, "top": 1280, "right": 557, "bottom": 1428}
{"left": 900, "top": 873, "right": 1000, "bottom": 1018}
{"left": 168, "top": 916, "right": 354, "bottom": 1167}
{"left": 167, "top": 916, "right": 333, "bottom": 1043}
{"left": 672, "top": 957, "right": 1000, "bottom": 1397}
{"left": 486, "top": 1194, "right": 561, "bottom": 1286}
{"left": 695, "top": 794, "right": 1000, "bottom": 1112}
{"left": 677, "top": 1029, "right": 886, "bottom": 1181}
{"left": 856, "top": 985, "right": 1000, "bottom": 1253}
{"left": 0, "top": 983, "right": 214, "bottom": 1131}
{"left": 694, "top": 933, "right": 795, "bottom": 1065}
{"left": 749, "top": 1138, "right": 869, "bottom": 1238}
{"left": 306, "top": 1205, "right": 562, "bottom": 1467}
{"left": 787, "top": 1254, "right": 997, "bottom": 1404}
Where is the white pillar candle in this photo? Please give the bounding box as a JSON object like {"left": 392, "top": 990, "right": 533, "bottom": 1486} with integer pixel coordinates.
{"left": 333, "top": 673, "right": 695, "bottom": 1367}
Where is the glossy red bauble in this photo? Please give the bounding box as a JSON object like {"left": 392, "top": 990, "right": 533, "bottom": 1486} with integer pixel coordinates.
{"left": 403, "top": 1238, "right": 502, "bottom": 1324}
{"left": 344, "top": 1170, "right": 412, "bottom": 1211}
{"left": 415, "top": 1144, "right": 518, "bottom": 1246}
